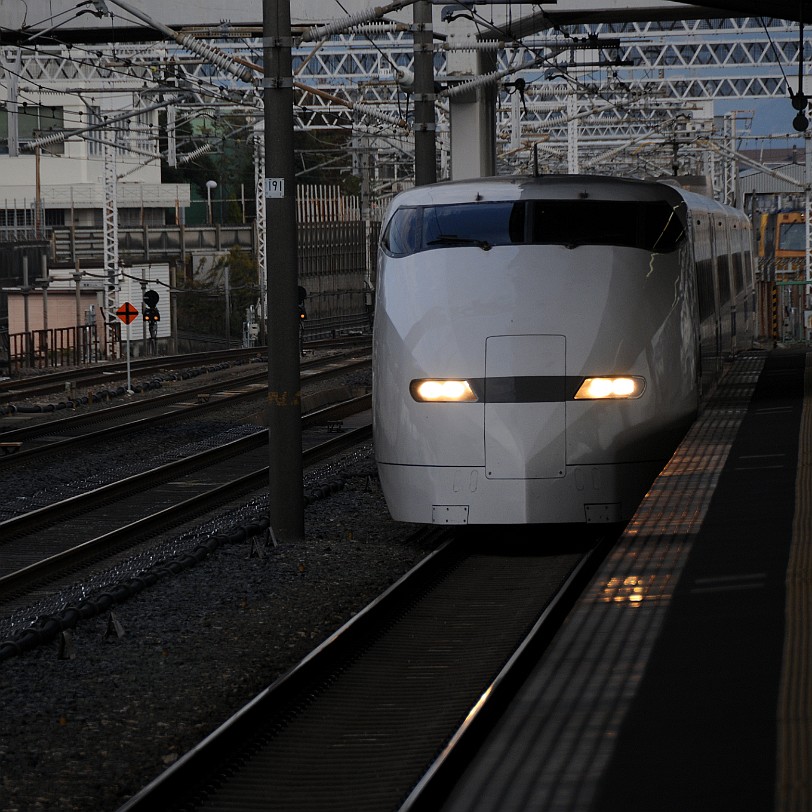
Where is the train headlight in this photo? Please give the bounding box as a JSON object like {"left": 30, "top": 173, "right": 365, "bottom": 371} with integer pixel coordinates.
{"left": 410, "top": 379, "right": 478, "bottom": 402}
{"left": 574, "top": 376, "right": 646, "bottom": 400}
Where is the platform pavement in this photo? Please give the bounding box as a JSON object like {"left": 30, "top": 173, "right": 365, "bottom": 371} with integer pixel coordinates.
{"left": 440, "top": 348, "right": 811, "bottom": 812}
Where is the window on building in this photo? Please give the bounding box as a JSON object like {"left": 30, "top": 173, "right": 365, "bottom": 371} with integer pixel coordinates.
{"left": 0, "top": 106, "right": 65, "bottom": 155}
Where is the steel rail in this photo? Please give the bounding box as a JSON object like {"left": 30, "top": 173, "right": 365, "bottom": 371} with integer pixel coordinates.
{"left": 0, "top": 394, "right": 370, "bottom": 541}
{"left": 0, "top": 337, "right": 371, "bottom": 403}
{"left": 0, "top": 423, "right": 372, "bottom": 603}
{"left": 0, "top": 356, "right": 370, "bottom": 462}
{"left": 0, "top": 351, "right": 367, "bottom": 431}
{"left": 399, "top": 532, "right": 618, "bottom": 811}
{"left": 0, "top": 432, "right": 267, "bottom": 538}
{"left": 114, "top": 532, "right": 605, "bottom": 812}
{"left": 0, "top": 347, "right": 265, "bottom": 403}
{"left": 114, "top": 532, "right": 461, "bottom": 812}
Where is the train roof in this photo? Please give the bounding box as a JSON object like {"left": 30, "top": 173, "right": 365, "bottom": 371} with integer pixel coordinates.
{"left": 383, "top": 175, "right": 745, "bottom": 225}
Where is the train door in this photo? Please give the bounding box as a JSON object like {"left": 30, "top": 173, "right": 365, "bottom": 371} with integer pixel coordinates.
{"left": 691, "top": 212, "right": 721, "bottom": 395}
{"left": 713, "top": 217, "right": 734, "bottom": 358}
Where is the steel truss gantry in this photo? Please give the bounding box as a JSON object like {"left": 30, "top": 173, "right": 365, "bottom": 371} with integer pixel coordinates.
{"left": 102, "top": 136, "right": 121, "bottom": 357}
{"left": 1, "top": 15, "right": 806, "bottom": 184}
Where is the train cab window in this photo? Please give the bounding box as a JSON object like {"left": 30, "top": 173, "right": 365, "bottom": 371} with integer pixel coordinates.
{"left": 381, "top": 206, "right": 423, "bottom": 257}
{"left": 382, "top": 202, "right": 524, "bottom": 256}
{"left": 526, "top": 200, "right": 683, "bottom": 251}
{"left": 424, "top": 202, "right": 524, "bottom": 247}
{"left": 778, "top": 222, "right": 806, "bottom": 252}
{"left": 423, "top": 202, "right": 525, "bottom": 248}
{"left": 381, "top": 198, "right": 684, "bottom": 257}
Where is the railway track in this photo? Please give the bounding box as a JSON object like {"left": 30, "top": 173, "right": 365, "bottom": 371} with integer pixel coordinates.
{"left": 0, "top": 336, "right": 370, "bottom": 406}
{"left": 0, "top": 351, "right": 369, "bottom": 463}
{"left": 116, "top": 527, "right": 616, "bottom": 812}
{"left": 0, "top": 347, "right": 264, "bottom": 405}
{"left": 0, "top": 396, "right": 371, "bottom": 613}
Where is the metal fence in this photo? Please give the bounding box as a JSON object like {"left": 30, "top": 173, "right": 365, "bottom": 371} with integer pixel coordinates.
{"left": 2, "top": 326, "right": 101, "bottom": 374}
{"left": 50, "top": 224, "right": 258, "bottom": 265}
{"left": 4, "top": 186, "right": 383, "bottom": 373}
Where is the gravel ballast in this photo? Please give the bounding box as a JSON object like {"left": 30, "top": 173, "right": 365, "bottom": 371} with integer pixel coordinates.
{"left": 1, "top": 356, "right": 435, "bottom": 811}
{"left": 1, "top": 455, "right": 431, "bottom": 812}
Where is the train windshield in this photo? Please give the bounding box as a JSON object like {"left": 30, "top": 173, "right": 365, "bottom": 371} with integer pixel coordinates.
{"left": 382, "top": 199, "right": 684, "bottom": 257}
{"left": 778, "top": 222, "right": 805, "bottom": 252}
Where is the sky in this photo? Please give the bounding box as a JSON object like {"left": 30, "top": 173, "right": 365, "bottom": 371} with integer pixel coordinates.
{"left": 714, "top": 97, "right": 808, "bottom": 148}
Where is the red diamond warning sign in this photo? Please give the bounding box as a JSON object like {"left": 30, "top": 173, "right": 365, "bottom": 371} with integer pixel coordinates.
{"left": 116, "top": 302, "right": 139, "bottom": 324}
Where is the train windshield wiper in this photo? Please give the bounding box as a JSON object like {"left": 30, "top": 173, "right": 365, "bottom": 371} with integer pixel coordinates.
{"left": 427, "top": 234, "right": 492, "bottom": 251}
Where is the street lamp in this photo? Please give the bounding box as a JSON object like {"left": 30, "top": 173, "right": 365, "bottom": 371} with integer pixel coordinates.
{"left": 206, "top": 179, "right": 217, "bottom": 224}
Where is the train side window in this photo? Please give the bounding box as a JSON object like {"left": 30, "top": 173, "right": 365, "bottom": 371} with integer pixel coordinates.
{"left": 732, "top": 252, "right": 744, "bottom": 293}
{"left": 717, "top": 254, "right": 731, "bottom": 304}
{"left": 696, "top": 258, "right": 716, "bottom": 321}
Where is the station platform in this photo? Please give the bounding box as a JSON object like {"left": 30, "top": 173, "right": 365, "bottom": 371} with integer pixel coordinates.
{"left": 441, "top": 348, "right": 811, "bottom": 812}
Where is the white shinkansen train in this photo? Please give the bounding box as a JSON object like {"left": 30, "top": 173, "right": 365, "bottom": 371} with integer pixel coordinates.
{"left": 372, "top": 175, "right": 755, "bottom": 525}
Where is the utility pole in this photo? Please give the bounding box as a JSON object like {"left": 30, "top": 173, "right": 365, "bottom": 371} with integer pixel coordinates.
{"left": 264, "top": 0, "right": 304, "bottom": 540}
{"left": 805, "top": 131, "right": 811, "bottom": 340}
{"left": 140, "top": 275, "right": 147, "bottom": 354}
{"left": 224, "top": 263, "right": 231, "bottom": 347}
{"left": 253, "top": 127, "right": 268, "bottom": 342}
{"left": 102, "top": 137, "right": 120, "bottom": 359}
{"left": 41, "top": 255, "right": 49, "bottom": 363}
{"left": 22, "top": 256, "right": 31, "bottom": 367}
{"left": 413, "top": 0, "right": 436, "bottom": 186}
{"left": 567, "top": 92, "right": 580, "bottom": 174}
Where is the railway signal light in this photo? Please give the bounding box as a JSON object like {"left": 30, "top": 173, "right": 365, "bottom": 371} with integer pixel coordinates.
{"left": 143, "top": 307, "right": 160, "bottom": 323}
{"left": 297, "top": 284, "right": 308, "bottom": 321}
{"left": 143, "top": 289, "right": 160, "bottom": 308}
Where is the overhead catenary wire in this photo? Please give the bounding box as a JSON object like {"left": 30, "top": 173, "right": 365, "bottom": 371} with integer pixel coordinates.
{"left": 92, "top": 3, "right": 410, "bottom": 129}
{"left": 23, "top": 95, "right": 182, "bottom": 149}
{"left": 0, "top": 33, "right": 247, "bottom": 125}
{"left": 449, "top": 0, "right": 655, "bottom": 128}
{"left": 177, "top": 144, "right": 214, "bottom": 164}
{"left": 300, "top": 0, "right": 416, "bottom": 42}
{"left": 4, "top": 6, "right": 804, "bottom": 183}
{"left": 5, "top": 16, "right": 412, "bottom": 154}
{"left": 102, "top": 0, "right": 256, "bottom": 83}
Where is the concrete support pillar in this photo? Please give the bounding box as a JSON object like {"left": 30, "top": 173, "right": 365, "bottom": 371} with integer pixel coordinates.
{"left": 446, "top": 18, "right": 496, "bottom": 180}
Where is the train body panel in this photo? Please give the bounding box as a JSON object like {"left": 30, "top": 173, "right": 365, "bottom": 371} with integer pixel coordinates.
{"left": 372, "top": 175, "right": 754, "bottom": 525}
{"left": 376, "top": 459, "right": 664, "bottom": 525}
